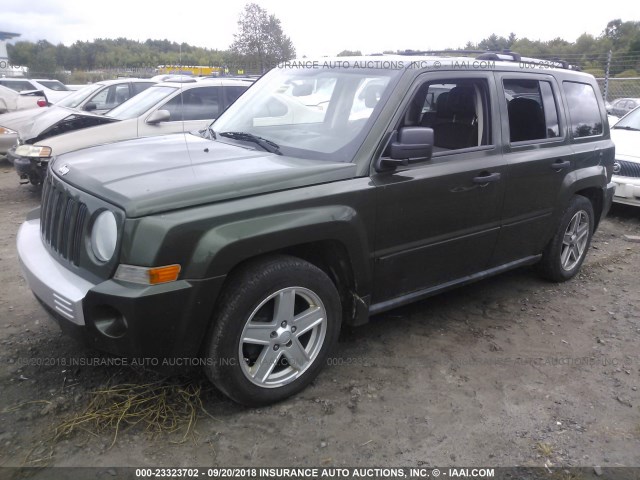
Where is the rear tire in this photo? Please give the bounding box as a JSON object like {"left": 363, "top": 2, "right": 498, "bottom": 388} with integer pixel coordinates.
{"left": 205, "top": 255, "right": 341, "bottom": 406}
{"left": 538, "top": 195, "right": 594, "bottom": 282}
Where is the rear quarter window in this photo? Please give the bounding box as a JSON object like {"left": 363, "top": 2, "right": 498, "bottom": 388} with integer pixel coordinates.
{"left": 563, "top": 81, "right": 603, "bottom": 138}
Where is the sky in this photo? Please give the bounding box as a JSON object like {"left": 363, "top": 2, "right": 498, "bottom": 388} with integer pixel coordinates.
{"left": 1, "top": 0, "right": 638, "bottom": 58}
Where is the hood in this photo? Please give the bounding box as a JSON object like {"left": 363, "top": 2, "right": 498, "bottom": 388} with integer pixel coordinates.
{"left": 18, "top": 106, "right": 116, "bottom": 143}
{"left": 0, "top": 107, "right": 48, "bottom": 130}
{"left": 611, "top": 128, "right": 640, "bottom": 160}
{"left": 52, "top": 133, "right": 357, "bottom": 217}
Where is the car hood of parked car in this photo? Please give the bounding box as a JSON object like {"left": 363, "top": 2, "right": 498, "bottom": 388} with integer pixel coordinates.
{"left": 50, "top": 133, "right": 357, "bottom": 217}
{"left": 611, "top": 127, "right": 639, "bottom": 161}
{"left": 14, "top": 106, "right": 117, "bottom": 144}
{"left": 0, "top": 107, "right": 49, "bottom": 130}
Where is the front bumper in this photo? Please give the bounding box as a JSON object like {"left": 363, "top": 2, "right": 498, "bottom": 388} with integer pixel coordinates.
{"left": 18, "top": 216, "right": 94, "bottom": 325}
{"left": 17, "top": 215, "right": 226, "bottom": 359}
{"left": 0, "top": 132, "right": 17, "bottom": 157}
{"left": 9, "top": 148, "right": 48, "bottom": 183}
{"left": 611, "top": 175, "right": 640, "bottom": 207}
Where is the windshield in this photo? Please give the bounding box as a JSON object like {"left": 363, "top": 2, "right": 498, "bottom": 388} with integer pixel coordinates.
{"left": 106, "top": 85, "right": 178, "bottom": 120}
{"left": 56, "top": 83, "right": 103, "bottom": 108}
{"left": 212, "top": 65, "right": 401, "bottom": 161}
{"left": 613, "top": 107, "right": 640, "bottom": 130}
{"left": 37, "top": 80, "right": 70, "bottom": 91}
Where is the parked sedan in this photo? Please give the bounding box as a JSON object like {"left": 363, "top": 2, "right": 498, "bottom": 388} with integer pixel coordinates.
{"left": 0, "top": 84, "right": 47, "bottom": 114}
{"left": 610, "top": 106, "right": 640, "bottom": 206}
{"left": 0, "top": 78, "right": 73, "bottom": 104}
{"left": 10, "top": 78, "right": 250, "bottom": 184}
{"left": 0, "top": 78, "right": 157, "bottom": 160}
{"left": 608, "top": 97, "right": 640, "bottom": 118}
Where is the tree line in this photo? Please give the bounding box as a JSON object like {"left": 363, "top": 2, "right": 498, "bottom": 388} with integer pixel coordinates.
{"left": 7, "top": 14, "right": 640, "bottom": 79}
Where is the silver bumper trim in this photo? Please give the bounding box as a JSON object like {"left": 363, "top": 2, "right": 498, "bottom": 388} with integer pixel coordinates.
{"left": 17, "top": 218, "right": 95, "bottom": 325}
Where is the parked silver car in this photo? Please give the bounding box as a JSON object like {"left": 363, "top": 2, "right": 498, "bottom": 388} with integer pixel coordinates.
{"left": 607, "top": 97, "right": 640, "bottom": 118}
{"left": 10, "top": 78, "right": 250, "bottom": 184}
{"left": 0, "top": 78, "right": 157, "bottom": 160}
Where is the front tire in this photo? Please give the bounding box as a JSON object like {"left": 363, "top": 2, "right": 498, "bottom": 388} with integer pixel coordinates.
{"left": 205, "top": 255, "right": 341, "bottom": 406}
{"left": 538, "top": 195, "right": 594, "bottom": 282}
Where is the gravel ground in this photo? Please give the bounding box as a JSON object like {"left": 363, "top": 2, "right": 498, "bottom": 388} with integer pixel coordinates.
{"left": 0, "top": 158, "right": 639, "bottom": 476}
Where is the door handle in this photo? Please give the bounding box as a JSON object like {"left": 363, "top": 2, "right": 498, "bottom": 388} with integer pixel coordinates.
{"left": 550, "top": 159, "right": 571, "bottom": 170}
{"left": 472, "top": 172, "right": 501, "bottom": 184}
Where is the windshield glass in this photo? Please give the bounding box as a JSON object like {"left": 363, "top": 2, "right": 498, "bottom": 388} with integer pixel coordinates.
{"left": 37, "top": 80, "right": 70, "bottom": 91}
{"left": 212, "top": 64, "right": 401, "bottom": 161}
{"left": 106, "top": 86, "right": 177, "bottom": 120}
{"left": 614, "top": 107, "right": 640, "bottom": 130}
{"left": 56, "top": 83, "right": 103, "bottom": 108}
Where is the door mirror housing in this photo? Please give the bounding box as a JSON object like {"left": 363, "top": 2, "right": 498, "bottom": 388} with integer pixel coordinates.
{"left": 379, "top": 127, "right": 434, "bottom": 169}
{"left": 84, "top": 102, "right": 97, "bottom": 112}
{"left": 147, "top": 109, "right": 170, "bottom": 124}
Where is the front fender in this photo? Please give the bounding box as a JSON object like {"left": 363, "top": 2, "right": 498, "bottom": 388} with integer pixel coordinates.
{"left": 190, "top": 205, "right": 372, "bottom": 292}
{"left": 119, "top": 178, "right": 376, "bottom": 299}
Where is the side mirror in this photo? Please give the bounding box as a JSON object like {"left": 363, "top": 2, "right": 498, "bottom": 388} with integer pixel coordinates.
{"left": 84, "top": 102, "right": 97, "bottom": 112}
{"left": 380, "top": 127, "right": 434, "bottom": 169}
{"left": 147, "top": 109, "right": 170, "bottom": 124}
{"left": 292, "top": 83, "right": 313, "bottom": 97}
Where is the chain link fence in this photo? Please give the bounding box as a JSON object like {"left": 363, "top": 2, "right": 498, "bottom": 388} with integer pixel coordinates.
{"left": 6, "top": 51, "right": 640, "bottom": 101}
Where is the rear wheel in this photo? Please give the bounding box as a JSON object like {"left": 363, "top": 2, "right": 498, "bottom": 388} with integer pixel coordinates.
{"left": 205, "top": 255, "right": 341, "bottom": 406}
{"left": 538, "top": 195, "right": 594, "bottom": 282}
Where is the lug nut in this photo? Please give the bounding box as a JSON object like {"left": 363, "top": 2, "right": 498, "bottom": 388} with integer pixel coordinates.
{"left": 281, "top": 321, "right": 287, "bottom": 327}
{"left": 270, "top": 331, "right": 277, "bottom": 338}
{"left": 273, "top": 344, "right": 280, "bottom": 351}
{"left": 291, "top": 326, "right": 297, "bottom": 333}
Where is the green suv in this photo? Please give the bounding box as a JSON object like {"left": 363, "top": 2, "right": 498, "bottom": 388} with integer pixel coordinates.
{"left": 17, "top": 53, "right": 616, "bottom": 405}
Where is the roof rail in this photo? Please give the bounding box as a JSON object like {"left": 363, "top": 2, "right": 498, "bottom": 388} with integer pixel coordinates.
{"left": 396, "top": 49, "right": 579, "bottom": 70}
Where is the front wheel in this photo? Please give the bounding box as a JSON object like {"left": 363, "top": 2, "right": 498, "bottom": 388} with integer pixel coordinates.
{"left": 538, "top": 195, "right": 594, "bottom": 282}
{"left": 205, "top": 255, "right": 342, "bottom": 406}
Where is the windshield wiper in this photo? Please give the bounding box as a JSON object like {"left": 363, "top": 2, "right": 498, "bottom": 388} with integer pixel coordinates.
{"left": 612, "top": 125, "right": 640, "bottom": 131}
{"left": 219, "top": 131, "right": 281, "bottom": 155}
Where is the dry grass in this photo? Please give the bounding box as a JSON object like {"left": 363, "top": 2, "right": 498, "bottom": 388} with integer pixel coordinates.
{"left": 54, "top": 380, "right": 215, "bottom": 446}
{"left": 536, "top": 441, "right": 554, "bottom": 457}
{"left": 18, "top": 378, "right": 216, "bottom": 466}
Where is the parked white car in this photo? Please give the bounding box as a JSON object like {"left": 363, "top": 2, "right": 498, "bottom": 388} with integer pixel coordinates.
{"left": 10, "top": 78, "right": 250, "bottom": 184}
{"left": 610, "top": 106, "right": 640, "bottom": 207}
{"left": 0, "top": 78, "right": 73, "bottom": 104}
{"left": 0, "top": 78, "right": 157, "bottom": 159}
{"left": 0, "top": 84, "right": 47, "bottom": 114}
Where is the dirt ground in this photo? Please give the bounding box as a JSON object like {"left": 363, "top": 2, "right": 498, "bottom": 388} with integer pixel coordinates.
{"left": 0, "top": 157, "right": 639, "bottom": 475}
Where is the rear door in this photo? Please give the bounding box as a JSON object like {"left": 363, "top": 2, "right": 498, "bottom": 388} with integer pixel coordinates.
{"left": 491, "top": 72, "right": 573, "bottom": 265}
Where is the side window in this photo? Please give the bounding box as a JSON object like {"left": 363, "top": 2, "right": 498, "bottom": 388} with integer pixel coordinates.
{"left": 224, "top": 86, "right": 248, "bottom": 107}
{"left": 162, "top": 87, "right": 220, "bottom": 121}
{"left": 503, "top": 79, "right": 560, "bottom": 142}
{"left": 88, "top": 87, "right": 110, "bottom": 108}
{"left": 0, "top": 80, "right": 36, "bottom": 92}
{"left": 401, "top": 78, "right": 491, "bottom": 152}
{"left": 562, "top": 81, "right": 603, "bottom": 138}
{"left": 132, "top": 82, "right": 155, "bottom": 95}
{"left": 89, "top": 84, "right": 130, "bottom": 110}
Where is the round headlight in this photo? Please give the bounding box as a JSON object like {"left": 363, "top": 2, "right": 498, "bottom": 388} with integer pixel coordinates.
{"left": 91, "top": 211, "right": 118, "bottom": 262}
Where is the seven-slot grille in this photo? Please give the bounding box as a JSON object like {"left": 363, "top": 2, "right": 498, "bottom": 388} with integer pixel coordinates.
{"left": 617, "top": 160, "right": 640, "bottom": 178}
{"left": 40, "top": 179, "right": 88, "bottom": 265}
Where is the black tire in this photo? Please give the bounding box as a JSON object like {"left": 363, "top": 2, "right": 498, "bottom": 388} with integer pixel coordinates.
{"left": 205, "top": 255, "right": 341, "bottom": 406}
{"left": 538, "top": 195, "right": 594, "bottom": 282}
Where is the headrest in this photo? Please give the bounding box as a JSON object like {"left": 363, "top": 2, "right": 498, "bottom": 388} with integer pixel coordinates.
{"left": 447, "top": 86, "right": 476, "bottom": 115}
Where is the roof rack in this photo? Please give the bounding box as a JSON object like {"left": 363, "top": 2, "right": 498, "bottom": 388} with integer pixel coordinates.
{"left": 396, "top": 49, "right": 579, "bottom": 70}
